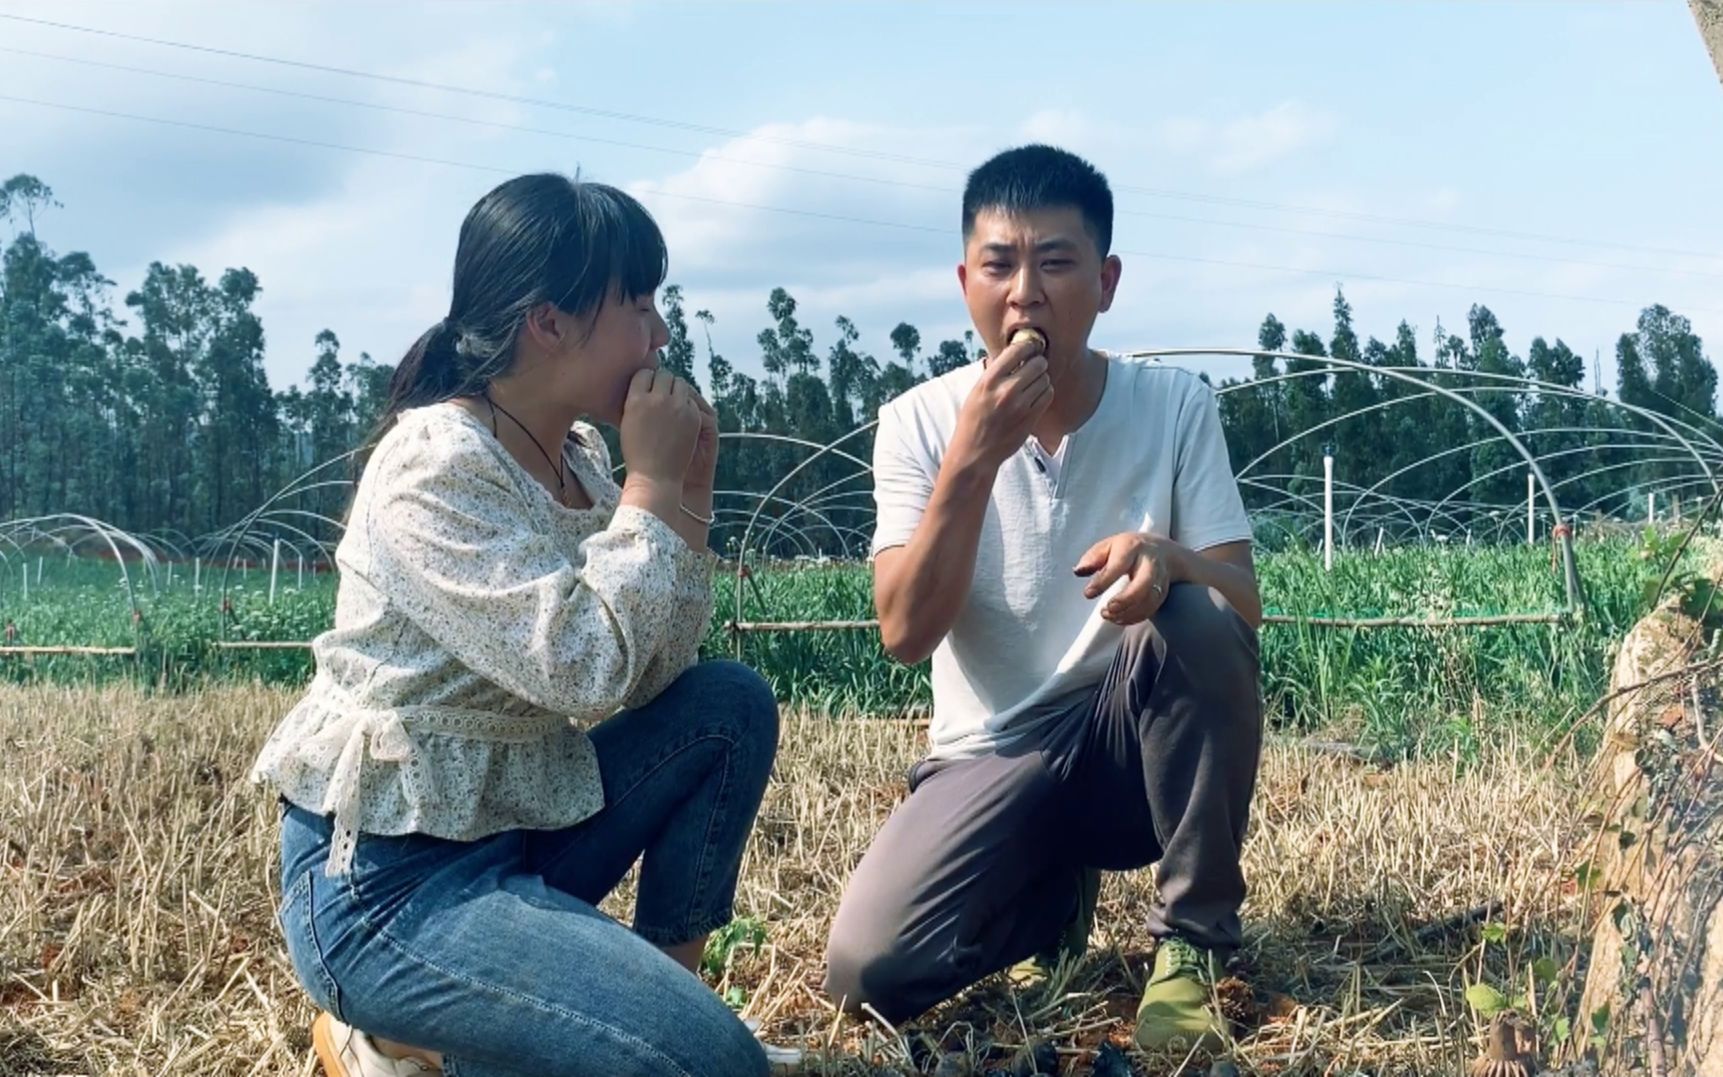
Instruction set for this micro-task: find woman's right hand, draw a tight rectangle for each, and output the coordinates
[619,369,702,488]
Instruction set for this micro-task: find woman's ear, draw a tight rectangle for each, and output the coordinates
[520,301,566,353]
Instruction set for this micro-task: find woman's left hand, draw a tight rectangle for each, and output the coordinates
[684,389,720,496]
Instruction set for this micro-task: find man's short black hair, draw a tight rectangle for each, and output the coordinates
[962,144,1114,255]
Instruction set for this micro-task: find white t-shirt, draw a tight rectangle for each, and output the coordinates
[871,352,1252,759]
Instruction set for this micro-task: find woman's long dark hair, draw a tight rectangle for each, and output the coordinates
[361,173,668,462]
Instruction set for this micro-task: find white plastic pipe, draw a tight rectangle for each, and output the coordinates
[1527,471,1535,545]
[1323,451,1334,572]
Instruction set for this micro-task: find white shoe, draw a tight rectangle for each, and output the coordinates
[743,1017,805,1068]
[312,1012,438,1076]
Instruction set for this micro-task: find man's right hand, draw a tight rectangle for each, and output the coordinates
[951,335,1054,471]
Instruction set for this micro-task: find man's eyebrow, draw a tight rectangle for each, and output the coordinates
[977,238,1080,256]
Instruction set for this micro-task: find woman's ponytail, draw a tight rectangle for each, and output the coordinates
[352,318,463,477]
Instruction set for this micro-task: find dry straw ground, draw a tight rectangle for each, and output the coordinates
[2,682,1596,1076]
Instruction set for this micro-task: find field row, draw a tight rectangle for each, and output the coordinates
[0,539,1676,755]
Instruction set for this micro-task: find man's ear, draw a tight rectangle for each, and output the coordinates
[1098,254,1122,313]
[956,261,969,298]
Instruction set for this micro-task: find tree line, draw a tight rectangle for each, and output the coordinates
[2,174,1712,555]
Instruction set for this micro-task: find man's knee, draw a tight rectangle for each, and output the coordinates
[1144,583,1257,669]
[1116,584,1261,736]
[823,921,909,1017]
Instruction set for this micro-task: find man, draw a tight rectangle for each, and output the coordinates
[823,144,1263,1052]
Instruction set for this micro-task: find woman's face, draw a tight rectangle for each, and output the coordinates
[562,288,670,425]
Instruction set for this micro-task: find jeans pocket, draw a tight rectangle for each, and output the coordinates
[279,868,345,1021]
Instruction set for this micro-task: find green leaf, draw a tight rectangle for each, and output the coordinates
[1532,957,1561,985]
[1573,861,1600,889]
[1481,922,1509,945]
[1553,1016,1572,1045]
[1466,983,1508,1016]
[701,916,769,978]
[723,985,748,1009]
[1591,1004,1611,1035]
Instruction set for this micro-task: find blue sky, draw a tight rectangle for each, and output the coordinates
[2,0,1720,395]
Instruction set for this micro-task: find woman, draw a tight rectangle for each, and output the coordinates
[250,173,778,1077]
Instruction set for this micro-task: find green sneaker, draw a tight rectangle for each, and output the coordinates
[1134,936,1229,1052]
[1007,865,1100,986]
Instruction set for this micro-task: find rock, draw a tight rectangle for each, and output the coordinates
[933,1053,974,1077]
[1092,1042,1135,1077]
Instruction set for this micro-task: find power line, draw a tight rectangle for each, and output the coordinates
[0,46,954,196]
[4,92,1717,319]
[0,12,950,169]
[0,93,947,235]
[8,45,1723,285]
[5,11,1721,265]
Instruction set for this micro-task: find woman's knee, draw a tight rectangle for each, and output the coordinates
[687,660,780,752]
[678,991,771,1077]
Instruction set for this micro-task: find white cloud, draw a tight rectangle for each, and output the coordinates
[1425,188,1463,214]
[626,117,975,277]
[1150,100,1340,176]
[0,0,609,387]
[1209,101,1339,174]
[1017,108,1141,160]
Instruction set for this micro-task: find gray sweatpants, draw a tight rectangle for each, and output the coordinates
[823,583,1263,1022]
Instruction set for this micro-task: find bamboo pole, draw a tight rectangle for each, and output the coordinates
[725,611,1570,634]
[210,640,313,650]
[0,645,137,656]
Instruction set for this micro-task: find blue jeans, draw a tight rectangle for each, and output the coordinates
[275,661,779,1077]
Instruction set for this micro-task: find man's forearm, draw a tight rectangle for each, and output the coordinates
[875,456,995,664]
[1170,542,1263,629]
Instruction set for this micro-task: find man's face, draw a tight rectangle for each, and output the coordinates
[958,205,1121,366]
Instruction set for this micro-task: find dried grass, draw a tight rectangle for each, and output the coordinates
[1,683,1594,1076]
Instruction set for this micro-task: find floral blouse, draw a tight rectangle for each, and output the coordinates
[249,402,714,875]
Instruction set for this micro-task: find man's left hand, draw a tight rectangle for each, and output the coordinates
[1073,531,1185,626]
